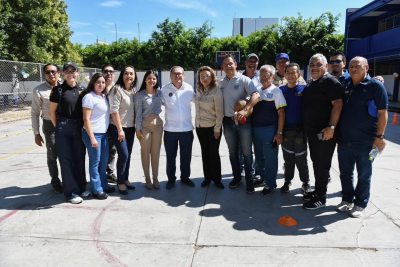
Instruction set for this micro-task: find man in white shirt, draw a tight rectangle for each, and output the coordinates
[31,63,62,193]
[161,66,195,189]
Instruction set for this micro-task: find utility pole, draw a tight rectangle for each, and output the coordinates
[138,23,141,43]
[115,23,118,42]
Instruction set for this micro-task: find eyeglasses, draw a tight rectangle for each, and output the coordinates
[329,60,342,64]
[103,70,114,74]
[45,70,58,75]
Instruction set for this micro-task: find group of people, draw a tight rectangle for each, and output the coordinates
[31,51,388,218]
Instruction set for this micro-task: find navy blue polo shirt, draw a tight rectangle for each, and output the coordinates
[339,76,388,144]
[280,84,304,129]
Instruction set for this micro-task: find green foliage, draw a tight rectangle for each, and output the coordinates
[0,5,344,70]
[277,13,343,67]
[0,0,81,64]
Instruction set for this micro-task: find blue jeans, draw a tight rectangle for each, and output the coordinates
[55,117,86,198]
[108,124,135,184]
[164,131,193,181]
[82,130,109,194]
[222,117,253,183]
[338,142,373,208]
[253,125,278,188]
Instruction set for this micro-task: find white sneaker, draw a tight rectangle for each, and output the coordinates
[68,194,83,204]
[81,190,91,198]
[336,201,354,212]
[348,205,364,218]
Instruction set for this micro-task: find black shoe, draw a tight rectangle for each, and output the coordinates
[303,191,315,201]
[125,183,135,190]
[107,173,117,184]
[229,178,241,189]
[253,176,265,188]
[280,181,291,193]
[52,183,63,193]
[93,192,108,200]
[261,186,275,195]
[104,187,115,193]
[181,178,195,187]
[214,180,225,189]
[303,196,326,210]
[201,180,211,187]
[118,184,128,195]
[166,180,175,190]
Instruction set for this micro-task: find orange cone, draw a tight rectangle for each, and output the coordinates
[278,215,298,227]
[392,113,399,126]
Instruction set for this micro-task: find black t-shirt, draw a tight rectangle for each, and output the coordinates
[302,73,344,135]
[49,82,85,120]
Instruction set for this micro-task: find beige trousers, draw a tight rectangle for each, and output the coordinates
[139,114,163,180]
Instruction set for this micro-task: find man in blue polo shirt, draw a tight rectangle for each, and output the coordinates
[336,56,388,218]
[280,63,310,194]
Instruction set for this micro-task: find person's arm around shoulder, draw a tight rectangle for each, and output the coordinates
[31,86,44,146]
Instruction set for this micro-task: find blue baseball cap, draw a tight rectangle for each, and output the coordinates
[275,53,290,62]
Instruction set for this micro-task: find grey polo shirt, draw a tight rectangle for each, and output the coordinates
[219,73,257,117]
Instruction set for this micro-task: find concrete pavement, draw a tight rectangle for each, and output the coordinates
[0,112,400,267]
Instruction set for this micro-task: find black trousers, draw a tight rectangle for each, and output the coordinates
[282,128,309,183]
[196,127,222,182]
[307,134,336,198]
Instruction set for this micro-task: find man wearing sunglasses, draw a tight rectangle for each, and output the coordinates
[328,52,349,85]
[102,64,118,184]
[31,63,62,193]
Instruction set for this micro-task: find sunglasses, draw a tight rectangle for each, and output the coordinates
[103,70,114,74]
[45,70,58,75]
[329,60,342,64]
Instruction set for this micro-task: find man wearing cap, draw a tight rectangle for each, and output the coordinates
[242,53,263,186]
[274,53,306,87]
[49,63,87,204]
[328,52,349,85]
[302,53,344,210]
[220,54,260,194]
[336,56,388,218]
[31,63,62,193]
[243,53,261,88]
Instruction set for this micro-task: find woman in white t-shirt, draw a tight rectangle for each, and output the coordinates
[82,73,113,200]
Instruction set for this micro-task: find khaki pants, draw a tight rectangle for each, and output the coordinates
[139,114,163,180]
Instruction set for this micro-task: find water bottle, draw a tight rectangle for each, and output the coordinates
[368,147,380,161]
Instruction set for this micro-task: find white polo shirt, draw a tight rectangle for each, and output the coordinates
[161,81,194,132]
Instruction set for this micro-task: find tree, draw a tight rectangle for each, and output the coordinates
[276,13,343,66]
[0,0,81,64]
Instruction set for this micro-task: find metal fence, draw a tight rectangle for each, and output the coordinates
[0,59,101,120]
[0,59,225,122]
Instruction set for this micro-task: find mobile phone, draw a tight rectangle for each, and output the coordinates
[317,132,323,141]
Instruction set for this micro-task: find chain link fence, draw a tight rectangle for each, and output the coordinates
[0,59,101,122]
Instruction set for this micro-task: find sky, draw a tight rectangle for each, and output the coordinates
[65,0,374,46]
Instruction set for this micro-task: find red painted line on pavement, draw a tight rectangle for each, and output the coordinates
[92,200,127,267]
[0,209,20,223]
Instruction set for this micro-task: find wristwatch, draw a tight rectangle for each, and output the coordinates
[375,134,384,139]
[277,131,283,135]
[329,125,335,130]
